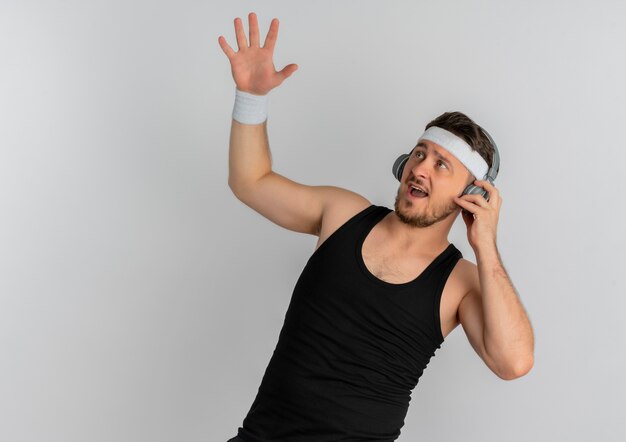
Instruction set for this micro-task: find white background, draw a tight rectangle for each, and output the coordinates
[1,1,624,441]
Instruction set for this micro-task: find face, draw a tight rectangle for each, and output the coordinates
[393,140,474,228]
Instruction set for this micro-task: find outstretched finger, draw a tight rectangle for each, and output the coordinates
[248,12,260,47]
[277,63,299,81]
[234,17,248,50]
[263,18,279,52]
[218,35,236,59]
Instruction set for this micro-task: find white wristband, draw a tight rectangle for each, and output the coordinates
[232,87,269,125]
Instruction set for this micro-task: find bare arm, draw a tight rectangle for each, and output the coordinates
[219,12,296,189]
[219,13,369,235]
[227,118,272,193]
[227,117,328,236]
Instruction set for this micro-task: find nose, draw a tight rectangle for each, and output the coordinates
[407,156,431,182]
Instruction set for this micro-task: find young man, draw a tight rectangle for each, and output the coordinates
[219,12,534,442]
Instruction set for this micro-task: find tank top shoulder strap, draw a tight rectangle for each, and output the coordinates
[430,243,463,344]
[310,203,386,260]
[438,243,463,267]
[429,243,463,282]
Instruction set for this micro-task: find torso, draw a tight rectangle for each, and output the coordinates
[314,199,476,340]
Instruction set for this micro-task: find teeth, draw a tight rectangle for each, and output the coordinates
[411,185,427,194]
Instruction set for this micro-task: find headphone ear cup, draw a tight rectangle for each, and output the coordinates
[392,154,410,181]
[462,184,490,201]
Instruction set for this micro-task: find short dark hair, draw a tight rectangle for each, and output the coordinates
[424,112,495,179]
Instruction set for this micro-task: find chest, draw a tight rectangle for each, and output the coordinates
[360,235,469,339]
[360,225,445,285]
[361,246,430,285]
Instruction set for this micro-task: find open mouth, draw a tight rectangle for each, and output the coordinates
[407,186,428,199]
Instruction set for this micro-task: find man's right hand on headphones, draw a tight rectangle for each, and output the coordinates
[218,12,298,96]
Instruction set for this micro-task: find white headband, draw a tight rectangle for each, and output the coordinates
[417,126,488,180]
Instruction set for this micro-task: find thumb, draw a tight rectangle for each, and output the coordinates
[277,63,298,81]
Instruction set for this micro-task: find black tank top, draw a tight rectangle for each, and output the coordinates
[237,204,463,442]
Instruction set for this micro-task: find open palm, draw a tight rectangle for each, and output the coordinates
[218,12,298,95]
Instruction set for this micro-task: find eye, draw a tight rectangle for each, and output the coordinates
[414,151,448,169]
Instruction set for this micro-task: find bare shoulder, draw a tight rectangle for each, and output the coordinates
[440,257,480,338]
[451,257,479,284]
[314,188,372,252]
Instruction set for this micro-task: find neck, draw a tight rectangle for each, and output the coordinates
[381,209,458,254]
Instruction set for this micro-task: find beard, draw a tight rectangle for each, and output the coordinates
[393,188,459,228]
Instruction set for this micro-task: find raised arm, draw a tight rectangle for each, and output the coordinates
[219,13,368,236]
